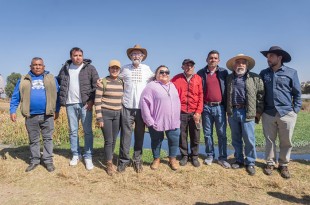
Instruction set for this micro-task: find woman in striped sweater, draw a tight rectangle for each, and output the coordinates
[95,60,124,176]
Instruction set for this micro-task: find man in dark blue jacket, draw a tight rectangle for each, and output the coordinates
[58,47,99,171]
[197,50,230,169]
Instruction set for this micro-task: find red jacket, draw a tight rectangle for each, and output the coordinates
[171,73,203,114]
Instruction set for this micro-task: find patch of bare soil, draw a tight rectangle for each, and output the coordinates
[0,147,309,205]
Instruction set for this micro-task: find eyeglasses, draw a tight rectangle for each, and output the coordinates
[159,70,170,75]
[130,53,144,57]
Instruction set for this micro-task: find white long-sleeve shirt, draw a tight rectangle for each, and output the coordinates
[119,63,154,109]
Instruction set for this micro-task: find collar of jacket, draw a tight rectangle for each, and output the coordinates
[64,59,92,69]
[204,65,221,73]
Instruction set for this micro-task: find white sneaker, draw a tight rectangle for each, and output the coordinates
[85,158,94,170]
[204,157,213,165]
[69,155,81,166]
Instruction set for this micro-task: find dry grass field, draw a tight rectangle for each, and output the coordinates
[0,147,309,205]
[0,99,310,204]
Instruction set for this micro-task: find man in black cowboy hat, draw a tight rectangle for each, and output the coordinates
[259,46,302,179]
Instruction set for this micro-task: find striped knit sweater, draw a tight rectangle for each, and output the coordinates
[95,77,124,122]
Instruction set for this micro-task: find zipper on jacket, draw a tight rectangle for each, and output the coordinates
[186,77,193,113]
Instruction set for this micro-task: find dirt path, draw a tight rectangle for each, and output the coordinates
[0,147,309,205]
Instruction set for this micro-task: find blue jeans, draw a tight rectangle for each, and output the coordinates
[202,104,227,160]
[148,127,180,159]
[66,103,93,159]
[228,108,256,166]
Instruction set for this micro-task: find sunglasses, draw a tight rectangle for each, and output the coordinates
[159,70,170,75]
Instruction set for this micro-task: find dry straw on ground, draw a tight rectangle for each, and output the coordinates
[1,100,310,204]
[0,148,309,205]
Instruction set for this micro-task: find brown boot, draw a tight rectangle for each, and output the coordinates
[150,158,160,170]
[106,161,115,176]
[278,166,291,179]
[169,157,179,171]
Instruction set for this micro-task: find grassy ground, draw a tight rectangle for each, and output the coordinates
[0,146,309,205]
[206,111,310,148]
[1,99,310,149]
[1,99,310,204]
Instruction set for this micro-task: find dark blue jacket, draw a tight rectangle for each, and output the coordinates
[57,59,99,106]
[197,66,228,110]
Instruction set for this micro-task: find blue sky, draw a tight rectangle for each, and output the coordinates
[1,0,310,83]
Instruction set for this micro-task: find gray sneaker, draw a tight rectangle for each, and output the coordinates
[218,160,231,169]
[204,156,213,165]
[179,156,188,166]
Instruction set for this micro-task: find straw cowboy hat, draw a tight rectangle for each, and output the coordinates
[126,44,148,61]
[226,54,255,71]
[260,46,291,63]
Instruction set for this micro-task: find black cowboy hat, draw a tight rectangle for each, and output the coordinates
[260,46,291,63]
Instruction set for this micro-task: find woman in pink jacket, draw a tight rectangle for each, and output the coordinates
[140,65,181,171]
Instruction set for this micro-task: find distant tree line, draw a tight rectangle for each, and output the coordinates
[0,74,4,95]
[301,81,310,94]
[5,72,22,98]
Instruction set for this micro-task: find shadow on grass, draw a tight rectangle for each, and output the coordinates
[195,201,249,205]
[0,146,120,171]
[267,192,310,204]
[293,159,310,166]
[0,146,30,163]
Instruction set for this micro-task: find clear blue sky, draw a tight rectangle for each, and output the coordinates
[1,0,309,83]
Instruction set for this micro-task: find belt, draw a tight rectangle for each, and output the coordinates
[181,111,194,115]
[232,104,246,109]
[205,101,222,106]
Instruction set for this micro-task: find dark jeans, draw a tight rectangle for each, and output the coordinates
[101,109,121,161]
[179,113,200,159]
[119,107,145,164]
[25,114,54,164]
[149,126,180,159]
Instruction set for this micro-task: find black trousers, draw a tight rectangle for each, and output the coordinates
[101,109,121,161]
[179,113,200,159]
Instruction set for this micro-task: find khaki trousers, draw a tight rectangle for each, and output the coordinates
[262,111,297,166]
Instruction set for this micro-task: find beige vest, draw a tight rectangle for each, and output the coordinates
[19,73,57,117]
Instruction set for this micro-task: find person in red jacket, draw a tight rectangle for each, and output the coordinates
[171,59,203,167]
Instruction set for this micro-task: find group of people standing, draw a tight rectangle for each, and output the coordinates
[9,45,301,179]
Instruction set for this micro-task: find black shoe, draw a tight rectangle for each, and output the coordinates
[246,165,256,176]
[25,163,39,172]
[117,162,130,173]
[179,156,188,166]
[191,158,200,167]
[231,161,244,169]
[133,160,143,173]
[45,163,55,172]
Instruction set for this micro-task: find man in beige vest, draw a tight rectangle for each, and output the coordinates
[10,57,60,172]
